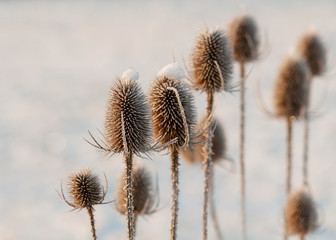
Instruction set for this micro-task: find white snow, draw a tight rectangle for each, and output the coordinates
[157,62,186,80]
[121,68,139,81]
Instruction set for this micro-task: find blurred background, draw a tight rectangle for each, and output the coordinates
[1,0,335,239]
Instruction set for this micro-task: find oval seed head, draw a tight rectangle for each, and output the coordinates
[191,28,233,93]
[105,73,151,155]
[274,57,309,119]
[68,169,104,209]
[149,76,197,150]
[115,165,156,216]
[228,15,259,63]
[285,189,318,236]
[297,31,326,76]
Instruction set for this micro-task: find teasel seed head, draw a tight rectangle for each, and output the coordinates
[285,189,318,236]
[105,70,151,155]
[191,28,233,93]
[149,73,197,150]
[297,31,326,76]
[274,57,309,119]
[68,169,105,210]
[115,164,157,216]
[228,15,259,63]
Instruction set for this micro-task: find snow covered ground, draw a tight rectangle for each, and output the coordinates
[0,0,335,239]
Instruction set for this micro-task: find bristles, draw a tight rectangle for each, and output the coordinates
[191,28,233,93]
[105,76,151,155]
[297,32,326,76]
[68,169,104,209]
[149,76,196,150]
[285,189,318,236]
[274,57,309,119]
[228,15,259,63]
[115,165,156,216]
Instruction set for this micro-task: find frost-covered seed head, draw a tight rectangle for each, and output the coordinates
[285,189,318,236]
[105,76,151,155]
[297,32,326,76]
[274,57,309,119]
[149,76,196,150]
[228,15,259,63]
[191,28,233,93]
[115,165,155,216]
[68,169,103,209]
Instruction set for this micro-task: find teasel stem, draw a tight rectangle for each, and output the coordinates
[125,153,135,240]
[170,147,179,240]
[203,91,214,240]
[303,76,312,187]
[209,165,224,240]
[300,234,305,240]
[239,61,247,240]
[87,207,97,240]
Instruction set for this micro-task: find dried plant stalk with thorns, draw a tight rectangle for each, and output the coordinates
[274,57,309,240]
[149,64,196,240]
[57,169,108,240]
[228,15,259,240]
[191,28,232,240]
[297,31,326,187]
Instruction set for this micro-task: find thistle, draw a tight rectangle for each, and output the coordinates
[297,31,326,187]
[149,63,197,240]
[115,164,158,236]
[191,28,233,240]
[228,15,259,240]
[57,169,108,240]
[274,57,309,240]
[285,189,318,240]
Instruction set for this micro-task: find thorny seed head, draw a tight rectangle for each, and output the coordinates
[285,189,318,236]
[115,165,157,216]
[182,118,226,164]
[68,169,104,209]
[297,31,326,76]
[191,28,233,93]
[228,15,259,63]
[105,75,151,155]
[274,57,309,119]
[149,76,197,150]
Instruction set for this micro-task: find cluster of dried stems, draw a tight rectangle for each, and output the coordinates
[57,14,327,240]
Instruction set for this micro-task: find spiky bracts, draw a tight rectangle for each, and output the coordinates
[149,76,197,150]
[115,165,157,216]
[274,57,309,119]
[104,76,151,155]
[191,28,233,93]
[298,32,326,76]
[285,189,318,238]
[228,15,259,63]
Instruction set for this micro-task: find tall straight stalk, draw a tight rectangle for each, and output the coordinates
[170,148,179,240]
[87,207,97,240]
[125,153,135,240]
[303,77,312,186]
[203,91,214,240]
[239,61,247,240]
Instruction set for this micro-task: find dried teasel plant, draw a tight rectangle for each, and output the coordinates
[191,27,233,240]
[297,31,326,187]
[274,57,309,240]
[228,15,260,240]
[57,169,109,240]
[148,63,197,240]
[284,188,318,240]
[86,69,152,240]
[115,164,159,236]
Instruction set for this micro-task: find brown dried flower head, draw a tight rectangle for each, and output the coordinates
[68,169,104,209]
[285,189,318,236]
[115,165,157,216]
[297,31,326,76]
[274,57,309,119]
[228,15,259,63]
[105,73,151,155]
[149,76,196,150]
[191,28,233,93]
